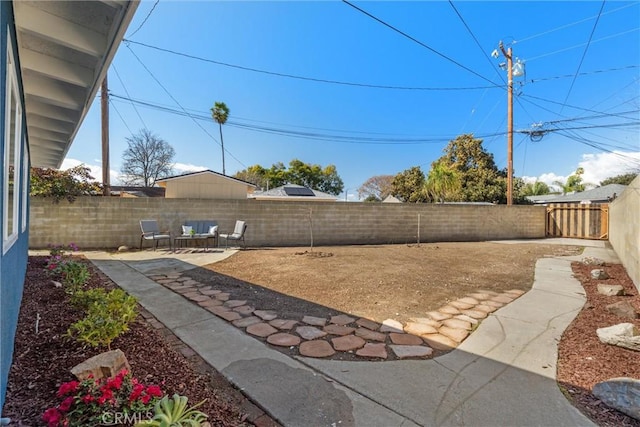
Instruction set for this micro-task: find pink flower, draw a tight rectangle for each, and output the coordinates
[82,394,94,404]
[59,396,74,412]
[146,385,163,398]
[42,407,62,427]
[129,383,145,402]
[57,381,79,397]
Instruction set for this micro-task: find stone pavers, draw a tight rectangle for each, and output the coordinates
[146,272,526,361]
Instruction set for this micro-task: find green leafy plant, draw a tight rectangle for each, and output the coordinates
[60,260,90,294]
[31,165,102,203]
[67,289,138,349]
[70,288,108,309]
[45,243,79,276]
[136,394,208,427]
[42,369,163,427]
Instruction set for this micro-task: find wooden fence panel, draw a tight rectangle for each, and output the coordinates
[546,203,609,239]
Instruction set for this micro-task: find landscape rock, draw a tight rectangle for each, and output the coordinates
[117,245,129,252]
[355,318,380,330]
[439,326,470,343]
[380,319,404,333]
[597,284,625,296]
[356,343,388,359]
[421,334,458,350]
[404,322,438,336]
[266,333,301,347]
[592,377,640,420]
[302,315,327,326]
[410,317,442,328]
[442,318,472,331]
[330,314,356,325]
[389,345,433,359]
[354,327,386,342]
[246,323,278,338]
[296,326,327,340]
[606,301,639,319]
[299,340,335,358]
[596,323,640,351]
[71,349,130,381]
[269,319,299,330]
[232,316,262,328]
[438,305,461,315]
[582,256,605,266]
[323,324,355,336]
[331,335,366,351]
[389,333,423,345]
[254,310,278,321]
[591,269,610,280]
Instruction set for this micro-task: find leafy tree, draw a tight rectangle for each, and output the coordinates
[425,160,461,203]
[437,134,507,203]
[234,159,344,195]
[357,175,394,202]
[31,165,102,203]
[120,129,174,187]
[211,101,230,175]
[553,167,591,194]
[600,172,638,186]
[391,166,428,202]
[520,180,551,196]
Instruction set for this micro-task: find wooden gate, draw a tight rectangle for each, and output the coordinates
[546,203,609,239]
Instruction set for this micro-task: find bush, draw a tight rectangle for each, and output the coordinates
[42,369,163,427]
[60,261,90,294]
[67,289,138,349]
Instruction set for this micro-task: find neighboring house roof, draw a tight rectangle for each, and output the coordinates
[532,184,627,204]
[156,170,257,188]
[250,184,339,201]
[14,1,139,168]
[382,195,402,203]
[110,186,166,198]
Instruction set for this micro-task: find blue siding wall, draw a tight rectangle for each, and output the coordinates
[0,0,30,412]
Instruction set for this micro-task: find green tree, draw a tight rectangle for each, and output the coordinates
[234,159,344,195]
[31,165,102,203]
[600,172,638,186]
[120,129,174,187]
[357,175,394,202]
[425,160,461,203]
[553,167,591,194]
[391,166,428,202]
[437,134,507,203]
[520,180,551,196]
[211,101,230,175]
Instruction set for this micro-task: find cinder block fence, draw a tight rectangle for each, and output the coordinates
[29,197,546,249]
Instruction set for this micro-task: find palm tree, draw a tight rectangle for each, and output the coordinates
[553,167,590,194]
[211,101,230,175]
[521,180,550,196]
[425,161,461,203]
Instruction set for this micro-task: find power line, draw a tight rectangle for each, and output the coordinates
[448,1,506,85]
[528,65,640,83]
[559,0,606,114]
[341,0,501,87]
[127,0,160,38]
[109,99,134,136]
[520,94,636,119]
[526,27,638,62]
[111,65,148,130]
[123,39,499,92]
[123,43,247,170]
[514,1,637,45]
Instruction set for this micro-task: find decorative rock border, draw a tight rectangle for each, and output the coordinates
[148,272,524,360]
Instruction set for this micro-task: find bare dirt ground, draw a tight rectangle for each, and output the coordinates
[198,242,582,324]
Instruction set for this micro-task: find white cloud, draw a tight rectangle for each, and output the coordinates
[173,163,208,174]
[60,158,122,185]
[524,151,640,189]
[577,151,640,185]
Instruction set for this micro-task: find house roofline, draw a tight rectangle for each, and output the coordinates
[156,169,257,187]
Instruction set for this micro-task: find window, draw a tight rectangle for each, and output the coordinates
[22,142,28,232]
[3,32,22,252]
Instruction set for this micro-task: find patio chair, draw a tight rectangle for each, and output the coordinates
[139,219,172,251]
[219,220,248,249]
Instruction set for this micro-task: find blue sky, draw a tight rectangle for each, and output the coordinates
[64,1,640,199]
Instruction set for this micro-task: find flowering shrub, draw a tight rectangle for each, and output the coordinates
[42,370,164,427]
[45,243,79,277]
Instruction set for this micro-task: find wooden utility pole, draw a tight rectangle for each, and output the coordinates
[101,76,110,196]
[499,42,513,206]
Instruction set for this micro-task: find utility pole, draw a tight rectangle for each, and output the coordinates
[101,75,111,196]
[499,41,513,206]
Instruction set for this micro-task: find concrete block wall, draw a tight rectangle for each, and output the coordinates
[30,197,546,249]
[609,176,640,291]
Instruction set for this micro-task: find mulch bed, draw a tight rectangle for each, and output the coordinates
[2,256,256,426]
[557,261,640,427]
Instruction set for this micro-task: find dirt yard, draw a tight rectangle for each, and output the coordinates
[194,242,582,324]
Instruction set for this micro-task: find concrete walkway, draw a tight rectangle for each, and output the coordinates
[85,239,616,426]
